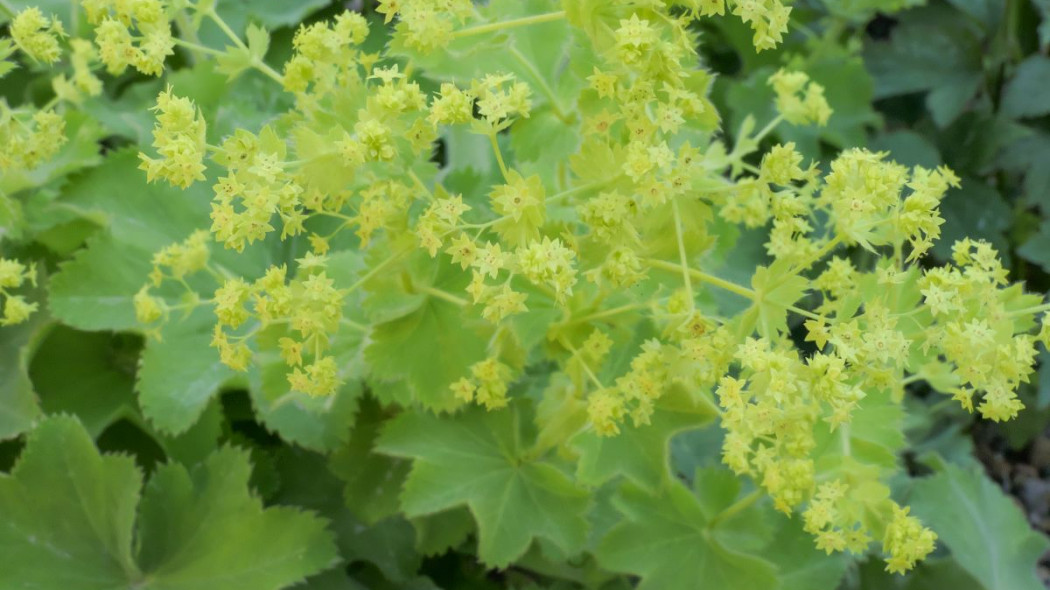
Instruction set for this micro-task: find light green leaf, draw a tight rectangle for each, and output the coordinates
[246,23,271,60]
[366,299,489,412]
[137,308,235,435]
[909,464,1050,590]
[216,46,254,79]
[376,404,590,568]
[595,480,778,590]
[743,262,808,339]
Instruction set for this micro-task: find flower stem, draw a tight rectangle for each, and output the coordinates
[452,11,566,39]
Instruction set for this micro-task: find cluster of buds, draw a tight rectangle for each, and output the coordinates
[0,258,38,326]
[86,0,174,76]
[139,88,207,189]
[213,262,346,396]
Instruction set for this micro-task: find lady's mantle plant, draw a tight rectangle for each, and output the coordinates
[2,0,1049,588]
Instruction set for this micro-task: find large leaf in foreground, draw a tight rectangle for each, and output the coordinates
[0,416,337,590]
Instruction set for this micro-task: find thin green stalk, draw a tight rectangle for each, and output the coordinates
[671,198,695,308]
[416,285,468,307]
[488,132,510,181]
[452,11,566,39]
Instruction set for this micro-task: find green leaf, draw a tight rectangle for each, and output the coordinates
[1002,56,1050,120]
[0,286,45,440]
[909,464,1050,590]
[945,0,1004,30]
[933,179,1011,261]
[1035,0,1050,50]
[329,397,411,524]
[0,416,338,590]
[48,150,213,331]
[136,446,338,589]
[1019,220,1050,272]
[863,5,983,127]
[376,404,590,568]
[366,298,489,412]
[743,262,808,339]
[869,130,942,169]
[411,508,475,557]
[31,326,138,437]
[272,446,423,583]
[997,132,1050,209]
[572,389,715,490]
[0,415,140,588]
[764,516,849,590]
[137,308,235,435]
[595,480,778,590]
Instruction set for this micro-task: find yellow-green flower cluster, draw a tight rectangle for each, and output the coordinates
[718,338,871,512]
[882,504,938,574]
[451,357,514,409]
[86,0,173,76]
[0,105,67,172]
[213,262,346,396]
[802,479,936,572]
[769,69,832,126]
[376,0,473,53]
[134,230,211,329]
[210,128,305,251]
[11,7,64,64]
[489,172,545,247]
[52,39,104,103]
[283,11,370,96]
[917,239,1039,421]
[470,74,533,131]
[802,480,874,556]
[148,229,210,286]
[516,237,578,303]
[139,88,207,189]
[0,258,37,326]
[416,192,470,257]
